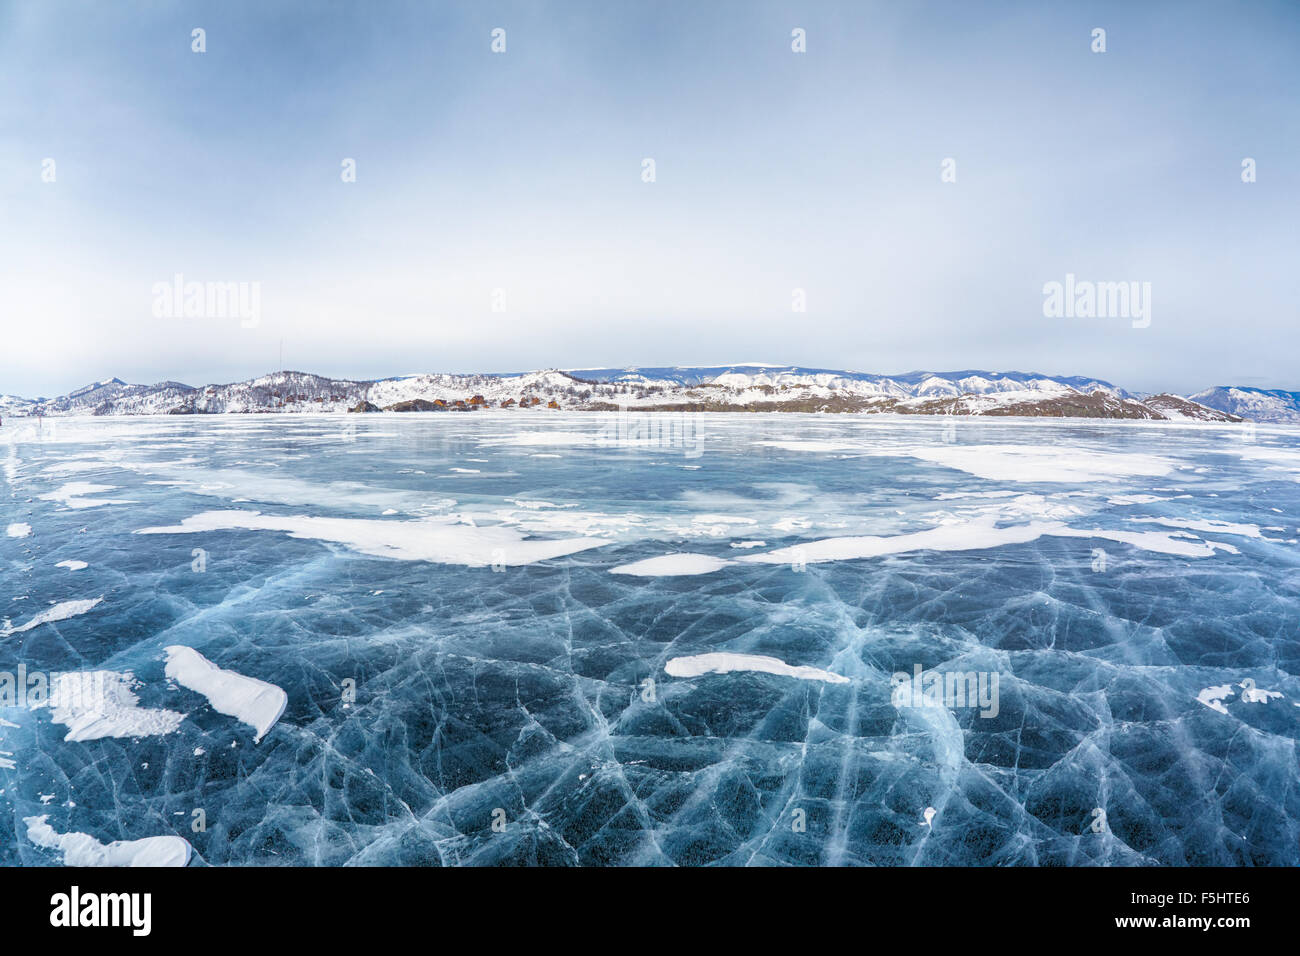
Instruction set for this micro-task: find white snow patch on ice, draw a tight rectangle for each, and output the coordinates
[900,445,1176,483]
[756,442,1175,482]
[31,671,186,741]
[1129,516,1261,538]
[479,431,599,447]
[135,510,609,567]
[691,514,758,525]
[164,646,287,742]
[665,652,848,684]
[1196,685,1234,715]
[739,519,1060,564]
[738,518,1221,565]
[2,598,103,635]
[1234,446,1300,468]
[1239,681,1284,704]
[757,440,859,453]
[934,491,1021,501]
[24,815,192,867]
[38,481,133,509]
[1063,527,1219,557]
[610,553,732,576]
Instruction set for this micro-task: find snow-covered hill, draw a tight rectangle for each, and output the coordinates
[0,366,1254,422]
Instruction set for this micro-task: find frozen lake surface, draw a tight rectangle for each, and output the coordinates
[2,412,1298,865]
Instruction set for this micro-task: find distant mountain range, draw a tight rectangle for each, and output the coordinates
[1,364,1291,422]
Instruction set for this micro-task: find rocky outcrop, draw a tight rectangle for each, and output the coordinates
[383,399,441,412]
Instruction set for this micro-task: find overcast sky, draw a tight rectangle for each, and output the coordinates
[2,0,1297,397]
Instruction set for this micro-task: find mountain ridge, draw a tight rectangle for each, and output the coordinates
[0,365,1273,422]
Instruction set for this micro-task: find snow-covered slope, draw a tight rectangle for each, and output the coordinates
[1142,393,1246,422]
[1189,386,1300,424]
[565,365,1130,398]
[0,393,38,415]
[0,366,1254,421]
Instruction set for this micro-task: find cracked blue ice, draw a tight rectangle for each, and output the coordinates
[1,414,1298,865]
